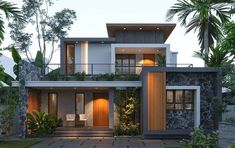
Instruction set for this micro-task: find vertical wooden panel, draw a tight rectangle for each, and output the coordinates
[144,54,155,66]
[93,93,109,127]
[147,72,166,130]
[27,92,40,113]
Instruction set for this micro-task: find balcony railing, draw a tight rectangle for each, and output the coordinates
[40,63,193,81]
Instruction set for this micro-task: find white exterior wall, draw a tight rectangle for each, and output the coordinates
[88,43,111,74]
[74,43,177,74]
[169,52,178,67]
[75,43,82,72]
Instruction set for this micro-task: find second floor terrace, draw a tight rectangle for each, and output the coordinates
[41,62,193,81]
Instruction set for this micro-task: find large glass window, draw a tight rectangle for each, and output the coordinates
[116,54,136,74]
[66,44,75,74]
[166,90,194,111]
[48,93,58,118]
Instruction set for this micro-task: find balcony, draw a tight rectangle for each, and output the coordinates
[40,63,193,81]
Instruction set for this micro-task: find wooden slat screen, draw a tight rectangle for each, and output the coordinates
[147,72,166,131]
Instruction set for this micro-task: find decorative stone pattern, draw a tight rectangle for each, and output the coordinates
[166,72,219,130]
[18,60,41,138]
[166,111,194,130]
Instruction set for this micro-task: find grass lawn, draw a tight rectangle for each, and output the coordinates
[0,140,40,148]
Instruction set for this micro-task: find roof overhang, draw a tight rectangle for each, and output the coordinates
[12,81,142,88]
[106,23,176,42]
[61,37,116,43]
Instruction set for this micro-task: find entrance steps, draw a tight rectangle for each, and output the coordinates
[53,127,113,137]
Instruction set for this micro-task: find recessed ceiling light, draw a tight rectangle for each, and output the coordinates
[139,27,143,30]
[123,27,126,30]
[156,27,160,30]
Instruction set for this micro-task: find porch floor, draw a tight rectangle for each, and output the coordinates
[53,127,113,137]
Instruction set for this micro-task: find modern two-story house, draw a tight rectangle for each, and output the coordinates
[13,23,221,138]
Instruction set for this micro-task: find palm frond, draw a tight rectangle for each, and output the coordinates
[0,1,22,19]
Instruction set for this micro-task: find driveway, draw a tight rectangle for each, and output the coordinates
[31,137,183,148]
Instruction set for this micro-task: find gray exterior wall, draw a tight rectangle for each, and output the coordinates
[40,89,116,127]
[115,30,164,43]
[74,43,111,74]
[88,43,111,74]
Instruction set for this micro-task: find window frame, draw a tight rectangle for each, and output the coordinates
[166,90,194,111]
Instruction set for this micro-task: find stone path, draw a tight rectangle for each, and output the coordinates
[31,137,183,148]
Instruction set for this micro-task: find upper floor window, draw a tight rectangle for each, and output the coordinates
[66,44,75,74]
[166,90,194,111]
[116,54,136,74]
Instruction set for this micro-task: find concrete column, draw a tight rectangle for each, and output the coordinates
[110,44,115,74]
[81,41,88,74]
[109,89,114,128]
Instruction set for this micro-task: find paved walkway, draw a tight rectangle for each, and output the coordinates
[31,137,183,148]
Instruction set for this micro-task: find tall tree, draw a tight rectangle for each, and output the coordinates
[8,0,77,66]
[166,0,233,66]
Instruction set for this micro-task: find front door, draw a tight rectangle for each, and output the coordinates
[93,93,109,127]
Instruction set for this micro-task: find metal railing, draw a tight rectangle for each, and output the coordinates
[43,63,193,76]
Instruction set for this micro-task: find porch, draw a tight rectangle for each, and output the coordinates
[28,87,116,129]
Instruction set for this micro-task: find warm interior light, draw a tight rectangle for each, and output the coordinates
[123,27,126,30]
[156,27,160,30]
[139,27,143,30]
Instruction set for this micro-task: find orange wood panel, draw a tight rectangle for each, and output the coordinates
[144,54,155,66]
[93,93,109,127]
[27,92,40,113]
[147,72,166,131]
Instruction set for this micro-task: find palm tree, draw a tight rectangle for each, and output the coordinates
[166,0,232,66]
[0,0,23,44]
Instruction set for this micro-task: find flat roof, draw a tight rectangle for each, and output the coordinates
[62,37,116,43]
[106,23,176,42]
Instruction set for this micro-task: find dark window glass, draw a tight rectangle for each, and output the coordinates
[166,90,194,111]
[115,54,136,74]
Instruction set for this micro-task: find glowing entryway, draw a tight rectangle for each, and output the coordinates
[93,93,109,127]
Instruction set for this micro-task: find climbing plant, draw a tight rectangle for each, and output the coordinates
[114,88,140,135]
[0,87,19,136]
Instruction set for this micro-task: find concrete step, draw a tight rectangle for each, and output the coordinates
[53,127,113,137]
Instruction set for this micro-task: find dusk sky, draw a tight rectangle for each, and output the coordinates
[2,0,235,67]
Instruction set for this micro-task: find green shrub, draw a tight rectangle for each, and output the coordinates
[26,111,58,136]
[73,71,86,81]
[183,128,219,148]
[114,122,140,136]
[93,73,116,81]
[46,70,60,81]
[229,142,235,148]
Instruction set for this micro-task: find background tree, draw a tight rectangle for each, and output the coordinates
[166,0,233,66]
[8,0,77,66]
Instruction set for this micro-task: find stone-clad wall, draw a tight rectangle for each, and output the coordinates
[18,60,41,138]
[166,72,219,130]
[166,111,194,130]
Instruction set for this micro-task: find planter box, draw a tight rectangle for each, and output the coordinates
[219,122,235,148]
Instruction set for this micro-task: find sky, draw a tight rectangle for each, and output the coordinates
[2,0,234,67]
